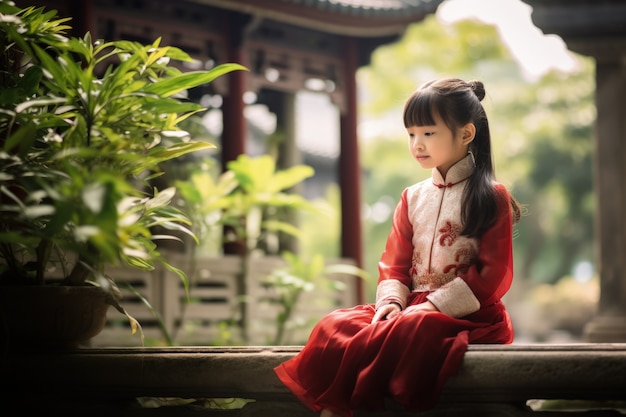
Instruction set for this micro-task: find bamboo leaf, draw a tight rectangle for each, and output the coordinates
[15,97,66,113]
[144,64,248,97]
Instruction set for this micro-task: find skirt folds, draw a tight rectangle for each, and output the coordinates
[274,292,513,417]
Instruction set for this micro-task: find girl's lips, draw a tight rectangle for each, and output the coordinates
[415,155,429,160]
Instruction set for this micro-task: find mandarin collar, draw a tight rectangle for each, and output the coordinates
[432,153,474,188]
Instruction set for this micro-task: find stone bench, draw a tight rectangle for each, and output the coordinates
[4,344,626,416]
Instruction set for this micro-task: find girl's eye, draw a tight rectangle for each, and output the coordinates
[425,131,435,137]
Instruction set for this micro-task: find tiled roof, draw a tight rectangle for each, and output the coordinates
[284,0,440,17]
[191,0,443,36]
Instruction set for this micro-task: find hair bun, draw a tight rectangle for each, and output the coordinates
[469,80,485,101]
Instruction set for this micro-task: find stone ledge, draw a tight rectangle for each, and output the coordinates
[3,344,626,416]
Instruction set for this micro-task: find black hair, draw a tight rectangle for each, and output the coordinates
[403,78,520,238]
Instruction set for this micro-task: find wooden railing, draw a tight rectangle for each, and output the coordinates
[91,254,358,347]
[4,344,626,416]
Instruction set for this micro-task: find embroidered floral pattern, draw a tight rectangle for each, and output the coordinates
[439,221,460,246]
[411,236,476,290]
[443,247,473,276]
[410,251,422,277]
[413,271,455,289]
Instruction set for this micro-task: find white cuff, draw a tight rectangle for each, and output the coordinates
[375,279,410,310]
[426,277,480,318]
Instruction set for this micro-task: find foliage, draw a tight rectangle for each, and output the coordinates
[222,154,319,253]
[262,251,370,345]
[0,3,245,337]
[504,64,595,283]
[175,164,239,255]
[178,154,320,255]
[298,183,342,259]
[359,17,513,115]
[177,154,322,343]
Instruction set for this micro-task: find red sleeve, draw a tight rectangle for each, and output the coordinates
[460,183,514,306]
[377,189,413,289]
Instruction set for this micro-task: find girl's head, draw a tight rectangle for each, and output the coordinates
[403,78,518,237]
[403,78,492,176]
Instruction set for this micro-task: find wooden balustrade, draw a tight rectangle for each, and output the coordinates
[92,254,358,347]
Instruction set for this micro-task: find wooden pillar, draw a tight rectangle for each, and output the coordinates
[339,36,364,304]
[583,53,626,342]
[221,63,246,173]
[277,92,300,255]
[221,11,248,173]
[221,11,248,256]
[72,0,94,38]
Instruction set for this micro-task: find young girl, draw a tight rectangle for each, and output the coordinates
[274,78,521,417]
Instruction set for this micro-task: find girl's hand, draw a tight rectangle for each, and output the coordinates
[371,303,401,323]
[404,301,438,313]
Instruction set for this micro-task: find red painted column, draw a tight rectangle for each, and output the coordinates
[221,12,247,256]
[73,0,94,37]
[339,36,364,304]
[221,12,247,173]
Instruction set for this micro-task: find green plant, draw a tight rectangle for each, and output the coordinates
[177,154,320,342]
[262,251,370,345]
[0,3,246,337]
[224,154,317,251]
[177,154,371,345]
[175,164,239,256]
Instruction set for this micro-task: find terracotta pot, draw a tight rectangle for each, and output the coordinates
[0,285,110,350]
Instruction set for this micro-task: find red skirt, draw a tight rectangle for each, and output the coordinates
[274,292,513,417]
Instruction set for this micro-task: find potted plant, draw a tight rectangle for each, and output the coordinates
[0,3,245,348]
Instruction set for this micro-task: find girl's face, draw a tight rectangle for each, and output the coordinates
[406,113,475,178]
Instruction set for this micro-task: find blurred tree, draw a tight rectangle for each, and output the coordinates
[357,14,595,299]
[504,66,595,284]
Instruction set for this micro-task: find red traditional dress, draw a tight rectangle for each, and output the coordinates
[274,154,515,417]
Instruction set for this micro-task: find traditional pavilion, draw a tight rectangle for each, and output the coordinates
[15,0,626,341]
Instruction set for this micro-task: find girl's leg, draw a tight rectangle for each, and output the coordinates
[320,409,342,417]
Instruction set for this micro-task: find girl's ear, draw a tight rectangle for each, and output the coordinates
[461,123,476,145]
